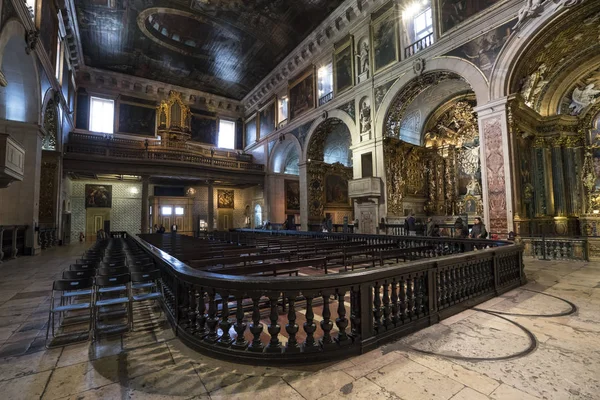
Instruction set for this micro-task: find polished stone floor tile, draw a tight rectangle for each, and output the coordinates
[0,246,599,399]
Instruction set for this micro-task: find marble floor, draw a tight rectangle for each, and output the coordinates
[0,244,598,400]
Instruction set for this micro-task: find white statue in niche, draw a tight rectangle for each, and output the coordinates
[356,39,370,81]
[570,84,600,114]
[359,98,371,134]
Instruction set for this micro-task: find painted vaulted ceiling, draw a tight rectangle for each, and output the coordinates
[73,0,345,100]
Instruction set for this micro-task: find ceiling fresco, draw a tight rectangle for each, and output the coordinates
[73,0,345,100]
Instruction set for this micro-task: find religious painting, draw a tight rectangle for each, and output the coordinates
[285,180,300,211]
[439,0,503,34]
[444,19,515,79]
[191,115,217,145]
[334,35,355,95]
[245,115,257,147]
[288,66,316,121]
[118,102,156,136]
[325,174,349,205]
[591,113,600,189]
[217,190,234,209]
[259,98,276,139]
[370,3,399,74]
[85,184,112,208]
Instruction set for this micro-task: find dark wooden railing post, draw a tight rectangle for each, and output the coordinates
[248,294,264,352]
[320,292,335,349]
[266,292,282,353]
[205,289,219,343]
[232,295,247,349]
[335,289,350,345]
[303,294,320,352]
[11,226,18,258]
[285,294,301,353]
[218,291,233,346]
[359,282,376,352]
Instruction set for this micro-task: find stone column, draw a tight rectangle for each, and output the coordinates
[207,181,214,231]
[11,226,18,259]
[299,162,308,231]
[551,139,566,216]
[475,99,515,236]
[141,175,149,234]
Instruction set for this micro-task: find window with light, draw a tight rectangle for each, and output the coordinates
[161,206,172,215]
[414,8,433,41]
[89,97,115,134]
[218,119,236,149]
[279,97,289,122]
[317,63,333,99]
[55,38,64,84]
[175,207,184,215]
[25,0,36,21]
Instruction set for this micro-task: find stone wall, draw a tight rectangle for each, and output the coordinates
[69,179,142,242]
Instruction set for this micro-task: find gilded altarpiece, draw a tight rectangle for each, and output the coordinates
[508,98,585,237]
[384,97,483,219]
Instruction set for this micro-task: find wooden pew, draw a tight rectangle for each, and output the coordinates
[190,251,292,269]
[206,257,328,276]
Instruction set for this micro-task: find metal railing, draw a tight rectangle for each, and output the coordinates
[404,32,434,58]
[131,229,524,364]
[318,92,334,107]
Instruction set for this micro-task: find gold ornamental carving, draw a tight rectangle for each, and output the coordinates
[157,91,192,143]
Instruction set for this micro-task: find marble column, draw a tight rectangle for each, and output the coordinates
[475,99,515,235]
[141,175,149,234]
[207,181,214,231]
[551,140,566,216]
[299,162,308,231]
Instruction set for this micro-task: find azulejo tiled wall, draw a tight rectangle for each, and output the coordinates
[69,180,142,242]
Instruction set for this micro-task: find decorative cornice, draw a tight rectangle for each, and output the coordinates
[77,67,244,116]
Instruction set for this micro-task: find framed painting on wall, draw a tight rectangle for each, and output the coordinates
[245,114,257,147]
[217,190,235,209]
[370,2,399,74]
[288,66,316,121]
[334,35,355,95]
[117,102,156,136]
[285,180,300,211]
[439,0,502,34]
[325,174,349,205]
[85,184,112,208]
[259,98,276,139]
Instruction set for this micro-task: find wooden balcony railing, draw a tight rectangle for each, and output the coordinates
[131,229,524,364]
[66,133,264,172]
[404,32,434,58]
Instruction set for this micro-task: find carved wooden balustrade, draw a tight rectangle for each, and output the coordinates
[131,230,524,364]
[66,132,263,172]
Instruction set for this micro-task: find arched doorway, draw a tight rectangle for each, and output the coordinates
[254,204,262,228]
[382,71,482,233]
[305,118,353,230]
[268,136,301,228]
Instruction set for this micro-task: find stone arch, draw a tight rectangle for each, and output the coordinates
[375,57,489,139]
[306,118,353,166]
[489,5,579,100]
[0,19,40,124]
[268,134,302,174]
[302,109,357,162]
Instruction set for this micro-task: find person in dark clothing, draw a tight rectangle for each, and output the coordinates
[454,217,467,238]
[469,217,488,239]
[158,225,166,234]
[407,213,417,236]
[326,216,333,233]
[426,217,440,237]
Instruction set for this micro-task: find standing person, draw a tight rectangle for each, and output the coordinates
[407,212,417,236]
[153,224,158,233]
[469,217,488,239]
[326,215,333,233]
[158,225,165,234]
[454,217,467,238]
[426,217,437,237]
[171,223,178,233]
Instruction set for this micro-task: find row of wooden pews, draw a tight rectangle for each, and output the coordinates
[141,232,435,277]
